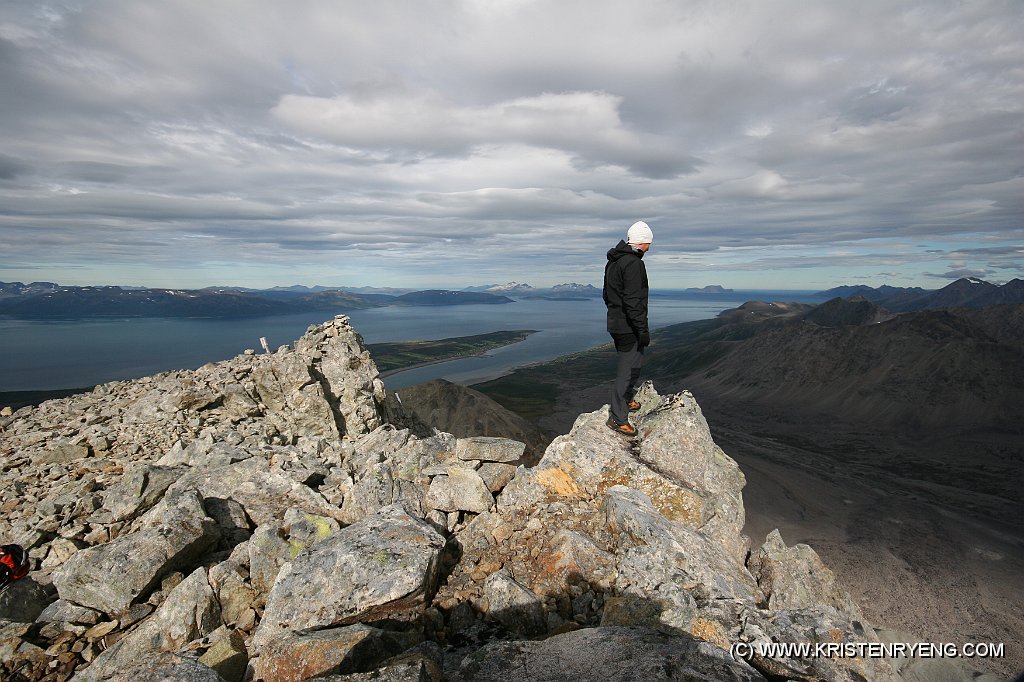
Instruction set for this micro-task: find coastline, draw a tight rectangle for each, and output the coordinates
[0,387,96,412]
[378,349,508,380]
[0,330,540,412]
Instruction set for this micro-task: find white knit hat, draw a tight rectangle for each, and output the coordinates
[627,220,653,245]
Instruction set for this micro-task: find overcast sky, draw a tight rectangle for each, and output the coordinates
[1,1,1021,290]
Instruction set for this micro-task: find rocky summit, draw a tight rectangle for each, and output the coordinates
[1,316,897,681]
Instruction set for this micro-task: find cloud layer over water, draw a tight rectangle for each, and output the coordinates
[1,1,1021,288]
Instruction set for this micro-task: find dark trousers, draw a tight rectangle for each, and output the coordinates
[610,334,644,424]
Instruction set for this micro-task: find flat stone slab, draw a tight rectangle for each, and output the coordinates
[426,467,494,513]
[455,436,526,463]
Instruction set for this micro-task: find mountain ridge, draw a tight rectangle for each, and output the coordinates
[0,315,930,681]
[815,277,1024,311]
[461,282,603,299]
[468,297,1023,678]
[645,298,1024,433]
[0,283,512,319]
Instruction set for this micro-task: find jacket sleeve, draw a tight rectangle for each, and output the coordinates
[621,258,648,334]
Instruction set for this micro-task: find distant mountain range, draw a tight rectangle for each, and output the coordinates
[462,282,602,299]
[685,285,734,294]
[0,282,512,319]
[5,277,1021,320]
[815,277,1024,311]
[0,281,62,299]
[389,290,512,306]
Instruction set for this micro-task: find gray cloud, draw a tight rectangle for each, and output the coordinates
[272,90,702,179]
[925,269,998,280]
[0,153,28,179]
[0,0,1021,289]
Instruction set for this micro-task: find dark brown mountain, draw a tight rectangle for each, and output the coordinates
[660,302,1024,432]
[395,379,549,460]
[799,296,894,327]
[971,278,1024,306]
[914,277,999,310]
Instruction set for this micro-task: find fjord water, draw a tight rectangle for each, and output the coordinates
[0,291,821,392]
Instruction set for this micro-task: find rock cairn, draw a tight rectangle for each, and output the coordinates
[0,316,895,681]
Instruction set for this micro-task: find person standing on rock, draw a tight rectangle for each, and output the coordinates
[603,220,653,436]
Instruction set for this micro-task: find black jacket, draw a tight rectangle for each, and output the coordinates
[603,240,649,337]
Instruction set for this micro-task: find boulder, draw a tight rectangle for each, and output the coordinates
[166,458,345,526]
[35,599,102,626]
[540,529,616,593]
[455,436,526,463]
[347,425,416,473]
[197,629,248,682]
[0,576,53,623]
[294,315,389,437]
[481,569,545,636]
[339,428,451,523]
[284,507,341,549]
[208,560,256,628]
[78,568,222,681]
[340,462,402,524]
[453,626,763,681]
[602,485,755,630]
[248,508,341,603]
[635,387,749,559]
[319,653,439,682]
[749,528,864,619]
[248,524,293,601]
[426,467,494,513]
[103,653,225,682]
[476,462,517,493]
[39,537,83,569]
[254,505,446,645]
[218,382,262,420]
[31,441,91,466]
[253,624,421,682]
[53,489,220,614]
[736,606,898,682]
[252,349,341,440]
[534,408,714,531]
[89,464,183,525]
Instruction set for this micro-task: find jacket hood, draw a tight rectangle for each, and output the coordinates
[607,239,643,262]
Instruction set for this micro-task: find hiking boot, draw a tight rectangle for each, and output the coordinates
[606,418,637,437]
[628,400,641,412]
